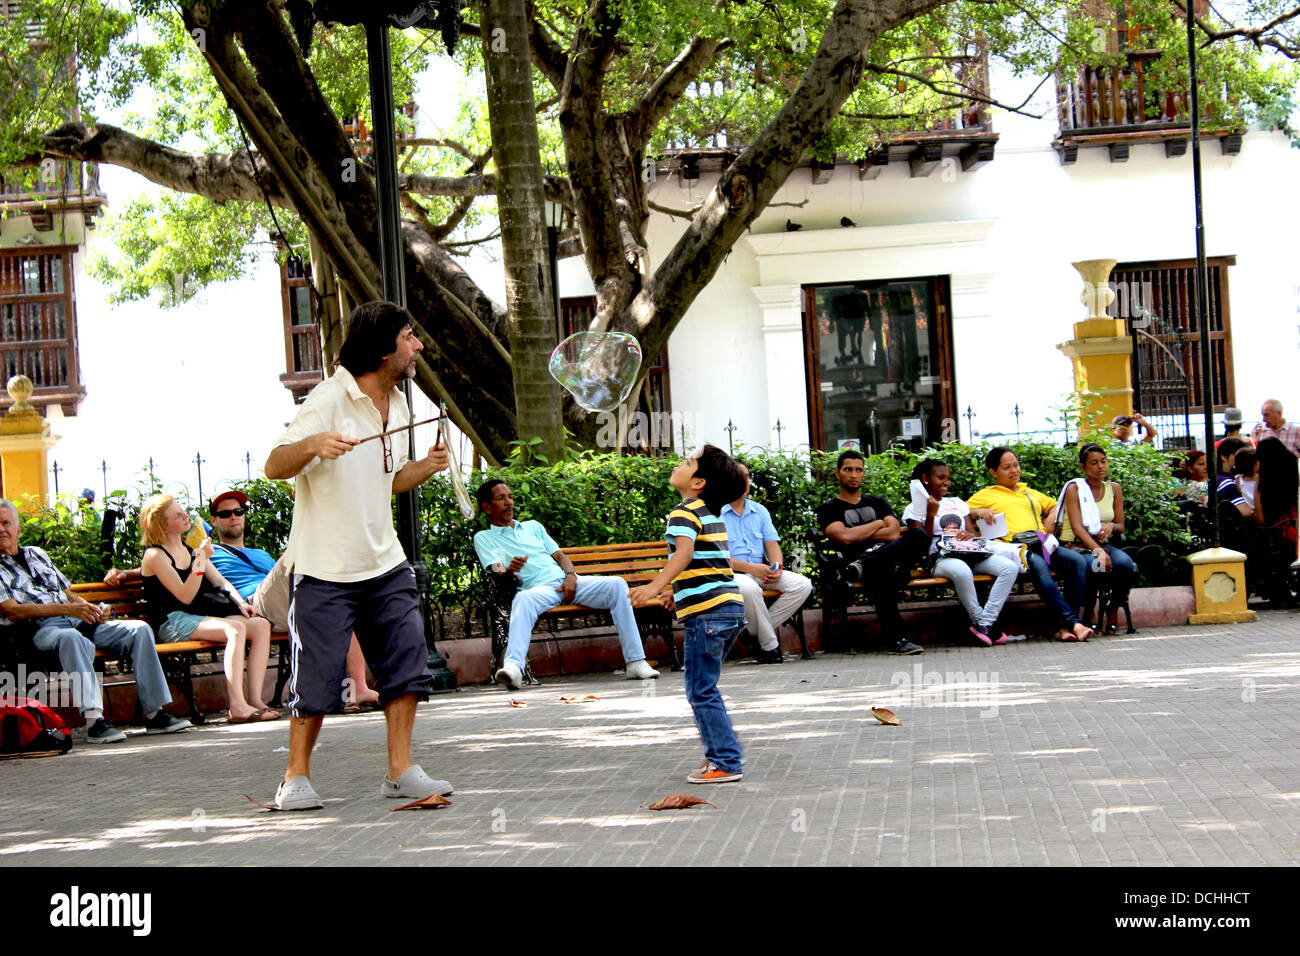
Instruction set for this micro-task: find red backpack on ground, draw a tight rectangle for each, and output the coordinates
[0,697,73,756]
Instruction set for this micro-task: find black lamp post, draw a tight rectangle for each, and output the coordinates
[310,2,466,690]
[543,199,564,342]
[1185,3,1220,547]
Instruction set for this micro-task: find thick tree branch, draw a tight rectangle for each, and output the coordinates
[628,36,730,143]
[526,0,570,89]
[621,0,947,362]
[29,122,291,206]
[399,170,573,206]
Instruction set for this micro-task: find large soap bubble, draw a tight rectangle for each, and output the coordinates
[548,331,643,412]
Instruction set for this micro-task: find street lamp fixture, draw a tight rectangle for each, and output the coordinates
[543,199,564,341]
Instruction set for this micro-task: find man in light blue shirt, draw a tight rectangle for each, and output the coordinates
[473,480,660,690]
[719,463,812,664]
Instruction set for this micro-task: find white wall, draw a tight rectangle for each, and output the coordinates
[646,103,1300,450]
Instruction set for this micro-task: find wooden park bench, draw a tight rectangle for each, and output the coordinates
[0,581,292,724]
[480,540,812,683]
[812,536,1138,643]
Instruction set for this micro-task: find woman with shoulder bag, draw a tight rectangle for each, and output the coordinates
[966,447,1093,641]
[140,494,278,722]
[903,459,1020,647]
[1057,443,1139,635]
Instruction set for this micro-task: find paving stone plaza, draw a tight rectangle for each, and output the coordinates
[3,611,1297,867]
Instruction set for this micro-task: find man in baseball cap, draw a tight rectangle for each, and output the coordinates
[1111,411,1156,445]
[205,489,380,712]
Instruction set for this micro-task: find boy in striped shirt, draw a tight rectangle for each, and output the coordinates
[631,444,748,784]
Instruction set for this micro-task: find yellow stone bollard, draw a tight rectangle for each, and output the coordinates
[1186,547,1258,624]
[0,375,60,507]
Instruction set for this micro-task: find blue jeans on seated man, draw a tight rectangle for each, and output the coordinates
[31,617,172,716]
[683,605,745,774]
[1025,547,1089,629]
[504,575,648,672]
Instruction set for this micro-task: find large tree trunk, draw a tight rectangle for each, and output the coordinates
[478,0,564,462]
[34,0,950,461]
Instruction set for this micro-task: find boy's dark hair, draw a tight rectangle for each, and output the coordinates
[693,443,746,517]
[475,478,507,507]
[337,300,413,376]
[1217,437,1248,469]
[1077,442,1106,467]
[938,513,962,530]
[1231,446,1256,478]
[910,458,947,482]
[984,446,1014,472]
[835,448,865,469]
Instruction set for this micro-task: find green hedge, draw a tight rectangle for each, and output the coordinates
[18,441,1192,612]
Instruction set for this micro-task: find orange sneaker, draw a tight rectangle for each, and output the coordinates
[687,763,742,784]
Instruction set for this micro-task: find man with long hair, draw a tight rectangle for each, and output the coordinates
[264,301,452,810]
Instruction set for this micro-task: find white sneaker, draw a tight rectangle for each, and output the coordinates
[382,764,454,799]
[625,659,660,680]
[495,662,523,690]
[275,775,323,811]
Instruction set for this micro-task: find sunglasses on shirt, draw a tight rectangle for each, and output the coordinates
[212,507,247,518]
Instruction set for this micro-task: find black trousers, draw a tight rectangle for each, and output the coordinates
[847,528,931,641]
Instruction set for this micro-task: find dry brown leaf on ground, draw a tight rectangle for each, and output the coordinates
[509,699,528,708]
[559,695,600,703]
[391,793,453,811]
[871,707,901,725]
[647,793,716,811]
[243,794,279,811]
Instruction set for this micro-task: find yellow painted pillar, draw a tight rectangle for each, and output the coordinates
[1056,258,1134,437]
[0,375,59,510]
[1186,547,1257,624]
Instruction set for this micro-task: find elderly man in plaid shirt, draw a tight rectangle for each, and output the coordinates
[1252,399,1300,458]
[0,499,190,744]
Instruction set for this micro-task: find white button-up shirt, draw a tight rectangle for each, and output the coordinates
[274,367,410,583]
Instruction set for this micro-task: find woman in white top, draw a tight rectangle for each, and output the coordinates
[1057,443,1139,634]
[903,459,1021,647]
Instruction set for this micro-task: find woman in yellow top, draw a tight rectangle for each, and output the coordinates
[967,447,1093,641]
[1057,443,1139,634]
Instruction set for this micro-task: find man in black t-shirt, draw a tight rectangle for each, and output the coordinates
[816,450,929,654]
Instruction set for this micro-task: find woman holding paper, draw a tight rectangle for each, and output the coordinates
[967,448,1093,642]
[903,459,1020,646]
[1057,443,1139,634]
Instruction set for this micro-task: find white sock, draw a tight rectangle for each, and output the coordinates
[84,709,103,722]
[144,709,160,720]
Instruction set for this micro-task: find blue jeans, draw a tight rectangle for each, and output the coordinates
[683,605,745,773]
[1025,548,1088,629]
[505,575,646,671]
[31,617,172,715]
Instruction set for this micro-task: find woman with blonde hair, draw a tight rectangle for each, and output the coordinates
[140,494,277,722]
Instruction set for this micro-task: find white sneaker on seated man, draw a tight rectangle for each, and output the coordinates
[473,480,660,690]
[719,463,813,664]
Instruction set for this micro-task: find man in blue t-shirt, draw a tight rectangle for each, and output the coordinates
[473,479,660,691]
[208,490,379,710]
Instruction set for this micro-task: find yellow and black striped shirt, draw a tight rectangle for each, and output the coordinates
[664,497,744,620]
